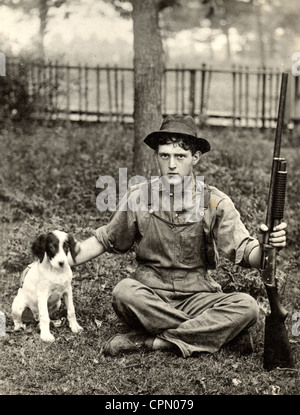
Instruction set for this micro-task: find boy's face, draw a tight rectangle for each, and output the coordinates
[156,142,201,184]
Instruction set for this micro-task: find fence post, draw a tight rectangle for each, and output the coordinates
[96,65,100,122]
[268,68,273,126]
[106,65,112,120]
[292,76,300,136]
[66,64,70,123]
[189,69,196,116]
[121,70,125,123]
[206,66,212,113]
[255,68,261,128]
[200,63,206,115]
[181,67,185,114]
[245,66,249,127]
[232,64,236,127]
[175,67,179,114]
[114,65,119,121]
[48,61,52,117]
[261,67,266,129]
[54,60,59,117]
[238,65,242,126]
[85,65,88,121]
[162,69,167,115]
[78,65,82,121]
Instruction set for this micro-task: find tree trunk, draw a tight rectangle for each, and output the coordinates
[132,0,164,178]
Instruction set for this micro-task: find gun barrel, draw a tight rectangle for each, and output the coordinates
[273,73,289,159]
[260,74,289,272]
[265,73,289,228]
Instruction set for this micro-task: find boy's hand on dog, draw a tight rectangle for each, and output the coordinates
[74,239,81,257]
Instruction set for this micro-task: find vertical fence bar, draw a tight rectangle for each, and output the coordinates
[85,65,88,121]
[163,70,167,116]
[37,62,41,93]
[205,66,212,115]
[28,62,33,99]
[294,75,300,126]
[78,65,82,121]
[50,61,54,117]
[232,65,236,127]
[46,62,50,118]
[106,65,112,120]
[55,61,59,119]
[66,64,70,122]
[255,68,261,128]
[96,65,100,122]
[114,65,119,121]
[39,62,44,116]
[37,63,41,118]
[28,61,33,102]
[121,69,125,122]
[33,63,38,101]
[275,69,280,115]
[189,69,196,116]
[181,67,185,114]
[238,65,242,126]
[269,69,273,127]
[261,67,266,129]
[175,67,179,114]
[48,61,53,117]
[200,63,206,115]
[42,61,47,118]
[245,66,249,127]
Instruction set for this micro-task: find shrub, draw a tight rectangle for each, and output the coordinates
[0,58,61,127]
[0,59,34,123]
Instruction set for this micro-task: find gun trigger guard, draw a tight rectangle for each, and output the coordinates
[262,243,272,249]
[261,243,273,257]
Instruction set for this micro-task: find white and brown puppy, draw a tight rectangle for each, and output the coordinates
[11,230,83,342]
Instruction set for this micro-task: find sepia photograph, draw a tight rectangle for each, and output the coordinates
[0,0,299,400]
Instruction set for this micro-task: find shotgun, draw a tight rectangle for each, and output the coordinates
[259,72,294,371]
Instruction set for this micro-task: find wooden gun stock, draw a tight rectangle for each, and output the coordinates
[260,73,295,371]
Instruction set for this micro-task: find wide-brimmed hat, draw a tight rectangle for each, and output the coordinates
[143,115,210,154]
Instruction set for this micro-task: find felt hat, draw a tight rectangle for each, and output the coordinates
[143,115,210,154]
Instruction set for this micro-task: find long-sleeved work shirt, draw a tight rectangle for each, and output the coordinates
[94,176,259,295]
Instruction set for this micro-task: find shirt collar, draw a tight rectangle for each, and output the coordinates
[147,174,205,209]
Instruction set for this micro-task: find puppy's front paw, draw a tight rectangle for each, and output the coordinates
[14,323,26,331]
[40,332,55,343]
[70,322,83,334]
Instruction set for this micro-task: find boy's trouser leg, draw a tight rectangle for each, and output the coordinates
[112,278,259,357]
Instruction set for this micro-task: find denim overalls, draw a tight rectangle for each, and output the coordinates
[95,178,260,357]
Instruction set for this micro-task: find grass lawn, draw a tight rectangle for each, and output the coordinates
[0,121,300,396]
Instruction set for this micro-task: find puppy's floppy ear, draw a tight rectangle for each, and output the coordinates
[32,234,48,262]
[67,234,80,263]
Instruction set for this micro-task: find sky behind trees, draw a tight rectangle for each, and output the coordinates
[0,0,299,69]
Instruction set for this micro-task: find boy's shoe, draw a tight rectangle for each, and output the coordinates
[103,331,155,356]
